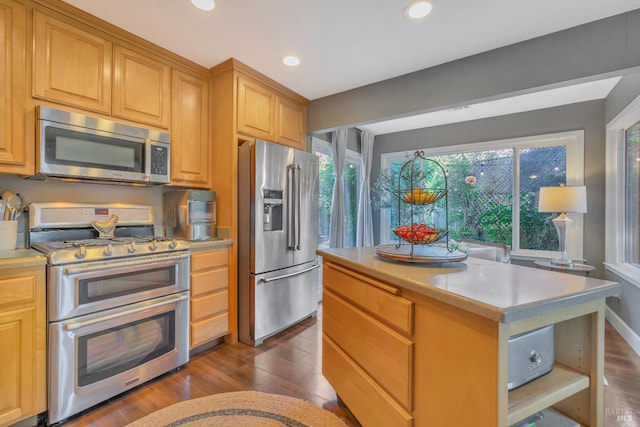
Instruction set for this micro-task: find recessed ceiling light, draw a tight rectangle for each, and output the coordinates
[282,56,300,66]
[191,0,215,11]
[405,1,432,19]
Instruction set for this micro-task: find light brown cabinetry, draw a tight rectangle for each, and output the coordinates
[236,74,306,149]
[0,260,46,427]
[323,262,415,427]
[112,45,170,128]
[321,259,608,427]
[190,247,231,349]
[275,95,306,150]
[170,69,210,187]
[237,75,276,141]
[0,0,28,174]
[33,10,112,114]
[33,11,171,128]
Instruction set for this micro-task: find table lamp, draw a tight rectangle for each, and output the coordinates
[538,185,587,267]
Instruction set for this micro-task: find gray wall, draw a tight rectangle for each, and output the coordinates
[371,100,606,276]
[308,9,640,133]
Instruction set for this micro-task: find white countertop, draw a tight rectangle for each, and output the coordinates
[317,246,621,323]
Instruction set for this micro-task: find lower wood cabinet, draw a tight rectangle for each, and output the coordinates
[322,262,415,427]
[321,258,609,427]
[0,260,46,427]
[190,247,230,350]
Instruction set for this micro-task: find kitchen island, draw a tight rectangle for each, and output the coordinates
[317,247,621,427]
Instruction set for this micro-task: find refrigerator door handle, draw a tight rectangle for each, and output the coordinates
[295,164,302,250]
[287,164,296,249]
[258,264,319,283]
[287,163,301,250]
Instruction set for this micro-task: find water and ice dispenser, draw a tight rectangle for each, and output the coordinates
[262,189,283,231]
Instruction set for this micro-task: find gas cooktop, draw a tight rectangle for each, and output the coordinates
[28,203,189,265]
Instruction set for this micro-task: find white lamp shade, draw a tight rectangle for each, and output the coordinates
[538,185,587,213]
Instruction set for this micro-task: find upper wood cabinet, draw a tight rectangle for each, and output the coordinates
[0,0,28,174]
[235,69,308,149]
[113,45,170,128]
[33,11,171,128]
[237,75,276,141]
[276,95,306,150]
[33,10,112,114]
[170,69,210,187]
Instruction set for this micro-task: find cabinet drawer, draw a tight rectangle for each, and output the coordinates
[323,262,413,335]
[323,336,413,427]
[0,275,36,307]
[323,290,413,409]
[191,249,228,272]
[191,312,229,348]
[191,268,228,296]
[191,291,228,321]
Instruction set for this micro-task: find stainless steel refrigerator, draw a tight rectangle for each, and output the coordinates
[238,140,320,346]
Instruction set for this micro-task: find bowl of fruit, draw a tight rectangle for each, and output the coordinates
[393,223,447,244]
[398,188,446,205]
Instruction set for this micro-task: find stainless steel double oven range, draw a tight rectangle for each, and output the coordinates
[28,203,190,425]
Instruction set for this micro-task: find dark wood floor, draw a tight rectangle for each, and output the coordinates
[57,305,639,427]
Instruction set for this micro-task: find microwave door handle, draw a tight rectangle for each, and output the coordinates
[144,138,151,182]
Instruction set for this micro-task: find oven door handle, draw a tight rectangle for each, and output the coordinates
[62,293,188,331]
[63,253,189,276]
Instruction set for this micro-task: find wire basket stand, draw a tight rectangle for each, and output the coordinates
[376,150,467,263]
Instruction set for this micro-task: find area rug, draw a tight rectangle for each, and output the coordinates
[126,390,348,427]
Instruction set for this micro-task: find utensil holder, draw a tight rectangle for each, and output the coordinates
[0,220,18,250]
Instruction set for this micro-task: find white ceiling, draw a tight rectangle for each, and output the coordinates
[62,0,640,133]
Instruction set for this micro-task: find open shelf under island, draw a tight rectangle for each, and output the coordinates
[317,246,621,427]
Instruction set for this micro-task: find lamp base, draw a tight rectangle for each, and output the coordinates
[551,215,574,268]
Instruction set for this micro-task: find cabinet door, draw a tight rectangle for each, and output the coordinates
[276,96,306,150]
[113,45,170,128]
[170,69,209,187]
[0,306,35,426]
[0,268,45,427]
[33,10,112,114]
[0,0,27,173]
[237,76,276,141]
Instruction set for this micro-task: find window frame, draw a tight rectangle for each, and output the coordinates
[605,94,640,288]
[312,137,363,248]
[379,130,585,260]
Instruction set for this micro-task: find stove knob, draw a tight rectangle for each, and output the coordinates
[103,244,113,256]
[149,240,158,251]
[529,351,542,364]
[128,242,136,253]
[75,245,87,259]
[169,239,178,249]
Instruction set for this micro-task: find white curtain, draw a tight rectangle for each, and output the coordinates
[329,129,347,248]
[356,129,374,246]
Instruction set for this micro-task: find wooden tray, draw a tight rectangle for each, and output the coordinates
[375,244,467,263]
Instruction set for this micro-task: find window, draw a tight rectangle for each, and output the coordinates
[378,131,584,259]
[606,94,640,287]
[312,138,361,249]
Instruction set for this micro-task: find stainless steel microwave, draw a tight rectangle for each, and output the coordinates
[34,106,170,184]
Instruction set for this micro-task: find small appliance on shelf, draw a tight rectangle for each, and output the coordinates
[164,189,217,241]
